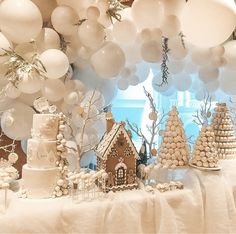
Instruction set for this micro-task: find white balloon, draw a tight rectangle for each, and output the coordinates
[51,5,78,36]
[195,89,205,101]
[224,40,236,70]
[117,79,129,90]
[113,20,137,45]
[141,40,162,63]
[0,0,43,43]
[152,73,173,93]
[219,69,236,95]
[5,83,21,99]
[169,59,185,74]
[40,49,69,79]
[0,32,12,61]
[168,36,188,60]
[173,73,192,91]
[64,91,79,105]
[135,62,151,83]
[36,28,60,52]
[198,66,219,83]
[18,91,41,106]
[162,0,185,16]
[161,15,181,38]
[129,75,140,86]
[205,80,219,93]
[91,42,125,79]
[181,0,236,47]
[1,102,35,140]
[78,19,105,49]
[132,0,164,29]
[210,45,225,57]
[18,73,44,94]
[41,79,66,102]
[191,47,211,66]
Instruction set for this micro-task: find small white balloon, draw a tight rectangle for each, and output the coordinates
[51,5,78,36]
[141,40,162,63]
[161,15,181,38]
[36,28,60,52]
[40,49,69,79]
[64,91,79,105]
[91,42,125,79]
[173,73,192,91]
[41,79,66,102]
[117,79,129,90]
[5,83,21,99]
[152,73,173,93]
[1,102,35,140]
[198,66,219,83]
[18,73,44,94]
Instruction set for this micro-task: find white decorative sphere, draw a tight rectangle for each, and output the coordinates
[51,5,78,36]
[36,28,60,52]
[113,20,137,45]
[78,19,105,49]
[18,73,44,94]
[173,73,192,91]
[161,15,181,38]
[0,0,43,43]
[132,0,164,29]
[40,49,69,79]
[42,79,66,102]
[181,0,236,47]
[141,40,162,63]
[1,102,35,140]
[224,40,236,70]
[91,42,125,79]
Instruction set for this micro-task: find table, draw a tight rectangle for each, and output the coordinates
[0,161,236,233]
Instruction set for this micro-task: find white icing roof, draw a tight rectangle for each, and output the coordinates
[95,122,139,160]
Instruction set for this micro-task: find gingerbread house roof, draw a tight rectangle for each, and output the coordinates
[95,122,139,160]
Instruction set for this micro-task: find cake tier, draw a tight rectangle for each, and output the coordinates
[22,165,60,199]
[27,139,58,169]
[31,114,59,140]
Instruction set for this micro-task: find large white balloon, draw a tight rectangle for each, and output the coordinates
[198,66,219,83]
[91,42,125,79]
[51,5,78,36]
[152,73,173,93]
[41,79,66,102]
[173,73,192,91]
[219,69,236,95]
[78,19,105,49]
[162,0,185,17]
[113,20,137,45]
[191,47,211,66]
[224,40,236,70]
[141,40,162,63]
[132,0,164,29]
[40,49,69,79]
[0,0,43,43]
[18,72,44,94]
[36,28,60,52]
[0,32,13,63]
[5,83,21,99]
[161,15,181,38]
[1,102,35,140]
[181,0,236,47]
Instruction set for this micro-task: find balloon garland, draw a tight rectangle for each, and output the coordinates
[0,0,235,164]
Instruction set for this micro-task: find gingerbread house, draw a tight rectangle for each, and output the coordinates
[95,114,139,192]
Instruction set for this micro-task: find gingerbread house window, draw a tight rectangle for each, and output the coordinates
[117,167,125,185]
[110,147,118,157]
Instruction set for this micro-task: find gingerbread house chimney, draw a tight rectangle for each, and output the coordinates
[106,112,115,133]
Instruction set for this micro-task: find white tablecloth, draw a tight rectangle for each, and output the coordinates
[0,161,236,233]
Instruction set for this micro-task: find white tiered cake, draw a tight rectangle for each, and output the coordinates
[21,113,69,199]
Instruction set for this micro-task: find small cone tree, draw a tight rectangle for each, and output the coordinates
[158,106,190,168]
[212,103,236,159]
[190,126,219,168]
